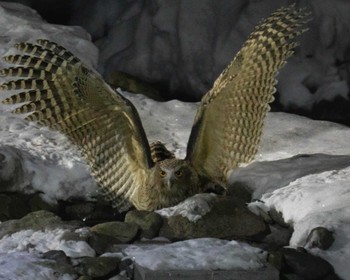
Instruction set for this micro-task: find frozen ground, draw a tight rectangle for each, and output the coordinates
[0,2,349,279]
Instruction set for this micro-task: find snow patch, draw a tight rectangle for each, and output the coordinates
[249,166,350,279]
[124,238,267,271]
[0,252,75,280]
[156,193,217,222]
[0,228,95,258]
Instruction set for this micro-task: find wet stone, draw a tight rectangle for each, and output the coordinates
[159,196,268,241]
[281,248,334,280]
[76,256,121,278]
[91,221,140,243]
[0,194,11,221]
[88,232,122,255]
[29,193,58,213]
[305,227,335,250]
[0,210,78,239]
[125,210,163,239]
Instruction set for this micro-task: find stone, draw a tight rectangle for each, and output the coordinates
[29,193,58,213]
[7,193,32,219]
[0,194,11,221]
[41,250,76,275]
[159,196,268,241]
[88,232,122,255]
[64,199,123,225]
[281,248,334,280]
[305,227,335,250]
[134,263,279,280]
[268,251,285,272]
[91,222,140,243]
[0,210,78,239]
[76,256,121,278]
[125,210,163,239]
[262,224,293,249]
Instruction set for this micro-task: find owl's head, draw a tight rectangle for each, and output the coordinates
[156,158,199,192]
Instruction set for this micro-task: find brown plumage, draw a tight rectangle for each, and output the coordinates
[0,5,309,211]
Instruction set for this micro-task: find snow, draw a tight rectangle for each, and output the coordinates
[0,2,349,279]
[156,193,217,222]
[0,228,95,258]
[123,238,267,271]
[0,252,75,280]
[249,167,350,279]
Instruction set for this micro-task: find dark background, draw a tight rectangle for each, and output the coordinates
[2,0,350,126]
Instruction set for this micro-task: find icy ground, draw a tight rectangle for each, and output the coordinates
[0,1,349,279]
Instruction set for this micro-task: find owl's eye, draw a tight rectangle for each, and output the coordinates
[160,170,167,177]
[174,170,183,177]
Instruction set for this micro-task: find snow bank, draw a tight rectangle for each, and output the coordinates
[0,228,95,258]
[0,252,75,280]
[249,167,350,279]
[123,238,267,271]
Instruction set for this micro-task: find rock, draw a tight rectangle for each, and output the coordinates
[281,248,334,280]
[91,222,139,243]
[268,208,290,228]
[268,251,285,272]
[88,232,122,255]
[7,193,32,219]
[305,227,335,250]
[159,196,268,241]
[29,193,58,213]
[125,210,163,239]
[64,198,123,225]
[0,210,78,239]
[262,224,293,249]
[76,256,121,278]
[41,250,76,275]
[0,194,11,221]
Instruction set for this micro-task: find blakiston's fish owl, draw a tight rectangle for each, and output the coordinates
[0,5,309,211]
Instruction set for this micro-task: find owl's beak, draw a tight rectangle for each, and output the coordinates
[166,177,175,190]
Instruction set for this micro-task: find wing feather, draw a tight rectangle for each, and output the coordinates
[0,39,154,211]
[186,5,310,185]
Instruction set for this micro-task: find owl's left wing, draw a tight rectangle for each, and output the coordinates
[0,39,154,211]
[186,5,310,186]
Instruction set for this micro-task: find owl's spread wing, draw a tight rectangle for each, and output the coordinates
[186,5,310,185]
[0,39,154,211]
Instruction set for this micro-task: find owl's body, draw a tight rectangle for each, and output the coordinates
[0,5,309,211]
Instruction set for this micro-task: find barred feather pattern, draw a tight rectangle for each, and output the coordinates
[186,5,310,185]
[0,39,153,211]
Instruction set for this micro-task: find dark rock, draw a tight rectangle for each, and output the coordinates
[125,210,163,239]
[269,208,290,228]
[88,232,122,255]
[29,193,58,213]
[0,210,79,239]
[262,224,293,249]
[42,250,71,264]
[226,181,252,203]
[76,276,92,280]
[159,196,268,241]
[41,250,76,275]
[63,198,123,225]
[281,248,334,280]
[0,194,11,221]
[305,227,335,250]
[91,222,140,243]
[281,274,305,280]
[268,251,285,272]
[8,193,31,219]
[76,256,120,278]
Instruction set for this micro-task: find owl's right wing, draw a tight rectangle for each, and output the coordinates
[186,5,310,186]
[0,39,154,211]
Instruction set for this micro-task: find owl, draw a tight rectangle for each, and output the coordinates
[0,5,309,211]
